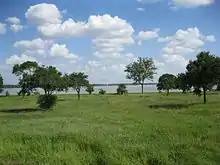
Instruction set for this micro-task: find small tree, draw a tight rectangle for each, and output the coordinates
[12,61,39,97]
[35,65,64,109]
[117,84,127,95]
[176,73,191,93]
[186,51,220,104]
[69,72,89,100]
[86,84,94,95]
[157,74,177,96]
[0,74,3,94]
[125,57,157,94]
[99,89,106,95]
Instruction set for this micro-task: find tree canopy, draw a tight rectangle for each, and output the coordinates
[186,51,220,104]
[86,84,94,95]
[157,74,177,95]
[117,84,127,95]
[35,65,64,95]
[125,57,157,94]
[68,72,89,100]
[12,61,39,96]
[176,73,191,93]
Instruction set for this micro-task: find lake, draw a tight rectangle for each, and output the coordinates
[2,85,160,95]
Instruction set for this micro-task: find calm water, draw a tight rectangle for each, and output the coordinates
[3,85,159,95]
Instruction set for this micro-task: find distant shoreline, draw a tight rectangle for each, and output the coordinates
[3,83,157,88]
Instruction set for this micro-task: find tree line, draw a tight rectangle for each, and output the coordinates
[125,51,220,104]
[0,51,220,109]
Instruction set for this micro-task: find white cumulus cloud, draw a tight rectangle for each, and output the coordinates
[6,17,24,33]
[9,24,23,32]
[49,43,79,63]
[25,3,62,25]
[14,38,53,56]
[172,0,214,8]
[137,28,160,45]
[157,27,216,75]
[6,54,37,65]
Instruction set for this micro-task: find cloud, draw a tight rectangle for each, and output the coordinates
[157,27,216,75]
[49,43,79,63]
[5,54,37,65]
[137,28,160,45]
[14,38,53,56]
[6,17,24,33]
[171,0,214,8]
[25,3,62,25]
[6,17,21,24]
[137,8,145,11]
[0,22,6,34]
[9,24,23,32]
[206,35,216,42]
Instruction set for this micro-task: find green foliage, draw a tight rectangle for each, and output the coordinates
[176,73,191,93]
[125,57,157,94]
[186,51,220,103]
[157,74,177,95]
[37,94,57,110]
[117,84,128,95]
[0,74,3,94]
[99,89,106,95]
[35,65,64,95]
[69,72,89,100]
[12,61,39,97]
[86,84,94,95]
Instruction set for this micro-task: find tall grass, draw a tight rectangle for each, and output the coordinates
[0,93,219,164]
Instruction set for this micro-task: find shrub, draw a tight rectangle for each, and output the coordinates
[86,84,94,95]
[99,89,106,95]
[37,94,57,110]
[117,84,127,95]
[5,91,10,97]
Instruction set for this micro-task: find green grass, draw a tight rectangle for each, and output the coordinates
[0,93,220,165]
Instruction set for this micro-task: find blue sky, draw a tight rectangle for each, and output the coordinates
[0,0,219,84]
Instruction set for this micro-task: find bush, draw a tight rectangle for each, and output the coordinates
[37,94,57,110]
[5,91,10,97]
[117,84,128,95]
[86,84,94,95]
[99,89,106,95]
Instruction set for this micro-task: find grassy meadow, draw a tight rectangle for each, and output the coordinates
[0,93,220,165]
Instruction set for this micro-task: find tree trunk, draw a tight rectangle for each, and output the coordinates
[141,84,144,94]
[167,89,169,96]
[77,91,80,100]
[203,88,206,104]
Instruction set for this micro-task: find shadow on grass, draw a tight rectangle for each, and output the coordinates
[149,103,195,110]
[0,108,43,113]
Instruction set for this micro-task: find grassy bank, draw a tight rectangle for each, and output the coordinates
[0,93,219,164]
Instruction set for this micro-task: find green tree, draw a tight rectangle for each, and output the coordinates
[157,74,177,96]
[186,51,220,104]
[125,57,157,94]
[69,72,89,100]
[0,74,3,94]
[176,73,191,93]
[99,89,106,95]
[86,84,94,95]
[35,65,65,109]
[12,61,39,97]
[117,84,127,95]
